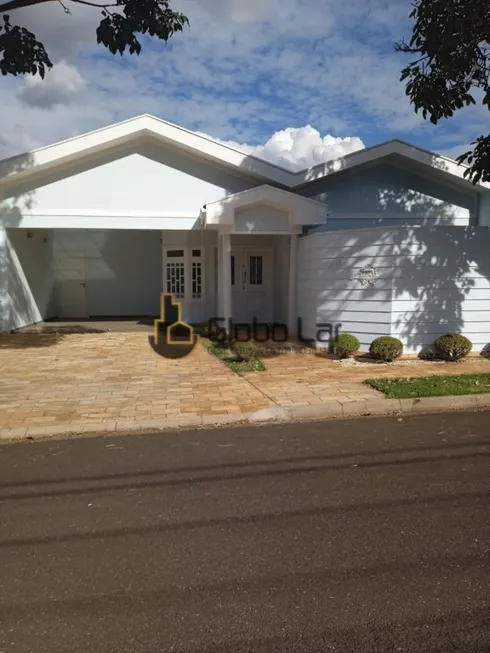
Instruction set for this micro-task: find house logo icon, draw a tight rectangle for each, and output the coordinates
[149,293,196,359]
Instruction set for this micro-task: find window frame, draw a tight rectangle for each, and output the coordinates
[163,245,204,303]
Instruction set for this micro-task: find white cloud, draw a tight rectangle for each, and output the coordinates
[439,143,471,161]
[206,125,365,171]
[0,0,480,162]
[17,61,87,109]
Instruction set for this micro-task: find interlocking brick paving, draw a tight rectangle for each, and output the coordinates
[243,350,490,406]
[1,331,489,436]
[0,333,270,431]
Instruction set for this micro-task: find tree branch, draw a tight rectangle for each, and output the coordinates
[0,0,117,11]
[0,0,52,12]
[69,0,118,7]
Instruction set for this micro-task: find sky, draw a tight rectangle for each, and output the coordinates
[0,0,486,170]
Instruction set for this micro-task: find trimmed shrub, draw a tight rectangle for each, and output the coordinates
[434,333,472,361]
[233,341,259,361]
[369,336,403,362]
[331,333,360,359]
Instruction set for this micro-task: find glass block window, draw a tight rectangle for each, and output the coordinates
[249,255,263,285]
[166,260,185,298]
[192,260,202,298]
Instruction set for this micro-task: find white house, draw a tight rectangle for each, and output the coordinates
[1,114,490,353]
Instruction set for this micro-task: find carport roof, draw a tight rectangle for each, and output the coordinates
[0,113,487,191]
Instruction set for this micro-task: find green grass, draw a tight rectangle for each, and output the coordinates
[365,373,490,398]
[199,337,266,373]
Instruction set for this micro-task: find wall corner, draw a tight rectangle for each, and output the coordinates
[478,190,490,227]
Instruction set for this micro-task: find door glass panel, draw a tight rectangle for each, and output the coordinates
[249,255,263,286]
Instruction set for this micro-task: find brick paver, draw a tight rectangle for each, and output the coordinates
[1,332,489,436]
[243,350,490,406]
[0,333,270,431]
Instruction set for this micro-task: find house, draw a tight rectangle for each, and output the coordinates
[1,114,490,353]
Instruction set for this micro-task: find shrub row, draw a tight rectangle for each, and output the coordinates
[330,332,474,362]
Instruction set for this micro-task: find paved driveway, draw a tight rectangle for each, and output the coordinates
[2,332,490,438]
[0,333,269,435]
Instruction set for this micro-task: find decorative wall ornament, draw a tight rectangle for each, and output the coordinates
[357,264,378,286]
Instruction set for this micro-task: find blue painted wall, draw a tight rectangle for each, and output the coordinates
[300,162,478,231]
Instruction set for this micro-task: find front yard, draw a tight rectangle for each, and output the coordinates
[365,373,490,398]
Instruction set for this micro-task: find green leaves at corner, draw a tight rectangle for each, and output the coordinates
[96,0,189,57]
[1,1,188,79]
[396,0,490,184]
[0,14,52,78]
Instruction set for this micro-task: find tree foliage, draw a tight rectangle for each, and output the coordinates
[396,0,490,184]
[0,0,188,79]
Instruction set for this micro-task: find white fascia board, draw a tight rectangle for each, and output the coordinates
[1,114,486,193]
[293,140,489,190]
[0,114,296,189]
[2,213,199,230]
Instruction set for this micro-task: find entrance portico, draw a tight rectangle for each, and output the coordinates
[201,185,327,334]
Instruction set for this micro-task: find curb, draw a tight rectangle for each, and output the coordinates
[1,394,490,443]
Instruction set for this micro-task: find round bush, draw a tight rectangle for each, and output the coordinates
[331,333,360,359]
[369,336,403,362]
[434,333,472,361]
[233,341,259,361]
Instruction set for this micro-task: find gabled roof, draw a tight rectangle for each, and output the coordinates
[202,184,327,228]
[0,113,486,192]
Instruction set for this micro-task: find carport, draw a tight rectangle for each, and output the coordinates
[5,228,162,330]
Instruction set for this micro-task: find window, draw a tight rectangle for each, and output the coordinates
[192,260,202,298]
[249,255,263,285]
[166,261,185,298]
[165,247,203,301]
[231,255,235,286]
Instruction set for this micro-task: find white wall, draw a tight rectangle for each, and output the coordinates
[298,226,490,353]
[0,224,8,331]
[6,228,56,330]
[297,229,394,349]
[391,226,490,352]
[234,206,290,234]
[54,229,162,317]
[479,192,490,227]
[2,142,256,226]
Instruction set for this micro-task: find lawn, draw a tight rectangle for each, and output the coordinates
[365,373,490,399]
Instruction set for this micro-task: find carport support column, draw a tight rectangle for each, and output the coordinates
[218,232,232,335]
[288,234,298,336]
[0,222,10,333]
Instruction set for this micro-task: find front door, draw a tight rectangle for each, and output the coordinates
[58,257,87,318]
[232,247,273,323]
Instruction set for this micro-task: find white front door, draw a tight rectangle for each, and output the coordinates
[58,257,87,318]
[232,247,273,323]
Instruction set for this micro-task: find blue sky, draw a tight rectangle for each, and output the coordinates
[0,0,485,168]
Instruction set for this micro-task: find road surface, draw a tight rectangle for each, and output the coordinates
[1,411,489,652]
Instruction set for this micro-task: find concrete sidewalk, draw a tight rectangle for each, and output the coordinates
[1,332,490,441]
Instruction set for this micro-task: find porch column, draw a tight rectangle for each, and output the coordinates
[0,222,10,333]
[218,232,232,331]
[288,234,298,336]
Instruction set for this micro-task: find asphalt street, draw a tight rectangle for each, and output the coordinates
[0,411,489,653]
